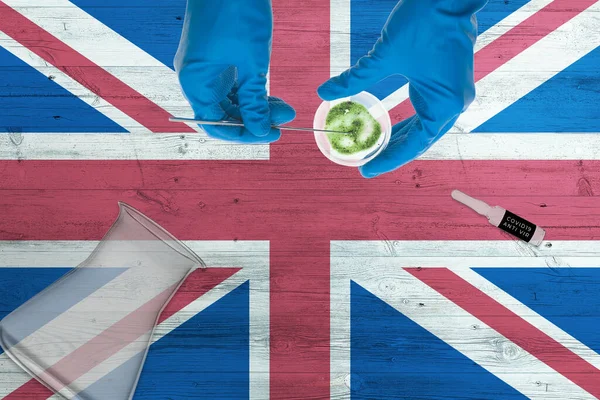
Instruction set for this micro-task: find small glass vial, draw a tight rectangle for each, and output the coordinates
[452,190,546,246]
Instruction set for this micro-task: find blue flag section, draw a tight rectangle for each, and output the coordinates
[350,282,527,399]
[475,268,600,355]
[134,282,250,399]
[0,47,126,134]
[0,268,71,324]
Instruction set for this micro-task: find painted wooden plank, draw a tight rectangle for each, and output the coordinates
[269,2,333,398]
[0,240,268,267]
[1,159,597,196]
[330,0,350,77]
[4,132,600,160]
[0,133,269,160]
[331,240,600,258]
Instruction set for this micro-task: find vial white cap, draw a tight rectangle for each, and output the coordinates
[529,227,546,247]
[451,190,491,216]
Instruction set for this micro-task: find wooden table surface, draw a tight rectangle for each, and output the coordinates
[0,0,599,399]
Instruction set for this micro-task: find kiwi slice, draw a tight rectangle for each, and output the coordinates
[324,101,382,155]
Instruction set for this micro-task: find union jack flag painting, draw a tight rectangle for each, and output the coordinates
[1,0,600,399]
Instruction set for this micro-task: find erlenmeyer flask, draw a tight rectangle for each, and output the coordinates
[0,202,204,400]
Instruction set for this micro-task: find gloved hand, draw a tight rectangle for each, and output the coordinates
[174,0,295,143]
[318,0,487,177]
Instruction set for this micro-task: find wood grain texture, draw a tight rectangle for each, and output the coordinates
[0,0,599,399]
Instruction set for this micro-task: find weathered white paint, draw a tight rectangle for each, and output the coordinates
[330,0,351,78]
[421,133,600,160]
[331,245,600,399]
[0,240,270,400]
[4,132,600,160]
[0,353,32,398]
[0,133,269,160]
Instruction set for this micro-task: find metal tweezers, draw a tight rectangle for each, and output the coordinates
[169,117,350,135]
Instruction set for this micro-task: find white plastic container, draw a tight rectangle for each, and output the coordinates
[313,91,392,167]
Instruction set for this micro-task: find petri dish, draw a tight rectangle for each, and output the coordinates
[313,91,391,167]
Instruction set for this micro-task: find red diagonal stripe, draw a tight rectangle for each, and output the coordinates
[6,268,239,399]
[389,0,597,123]
[158,267,241,324]
[406,267,600,398]
[0,2,193,134]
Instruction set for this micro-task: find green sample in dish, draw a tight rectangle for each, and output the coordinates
[325,101,382,155]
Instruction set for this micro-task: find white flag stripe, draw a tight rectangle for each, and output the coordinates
[0,240,269,400]
[0,240,269,267]
[2,132,600,160]
[0,133,269,161]
[0,31,149,134]
[452,3,600,133]
[378,0,556,114]
[330,259,351,400]
[331,240,600,258]
[330,0,351,78]
[4,0,201,131]
[451,267,600,370]
[350,267,595,399]
[421,133,600,160]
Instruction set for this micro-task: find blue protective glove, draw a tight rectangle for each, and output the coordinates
[174,0,295,143]
[318,0,487,177]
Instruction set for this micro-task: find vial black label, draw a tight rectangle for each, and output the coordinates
[499,210,536,243]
